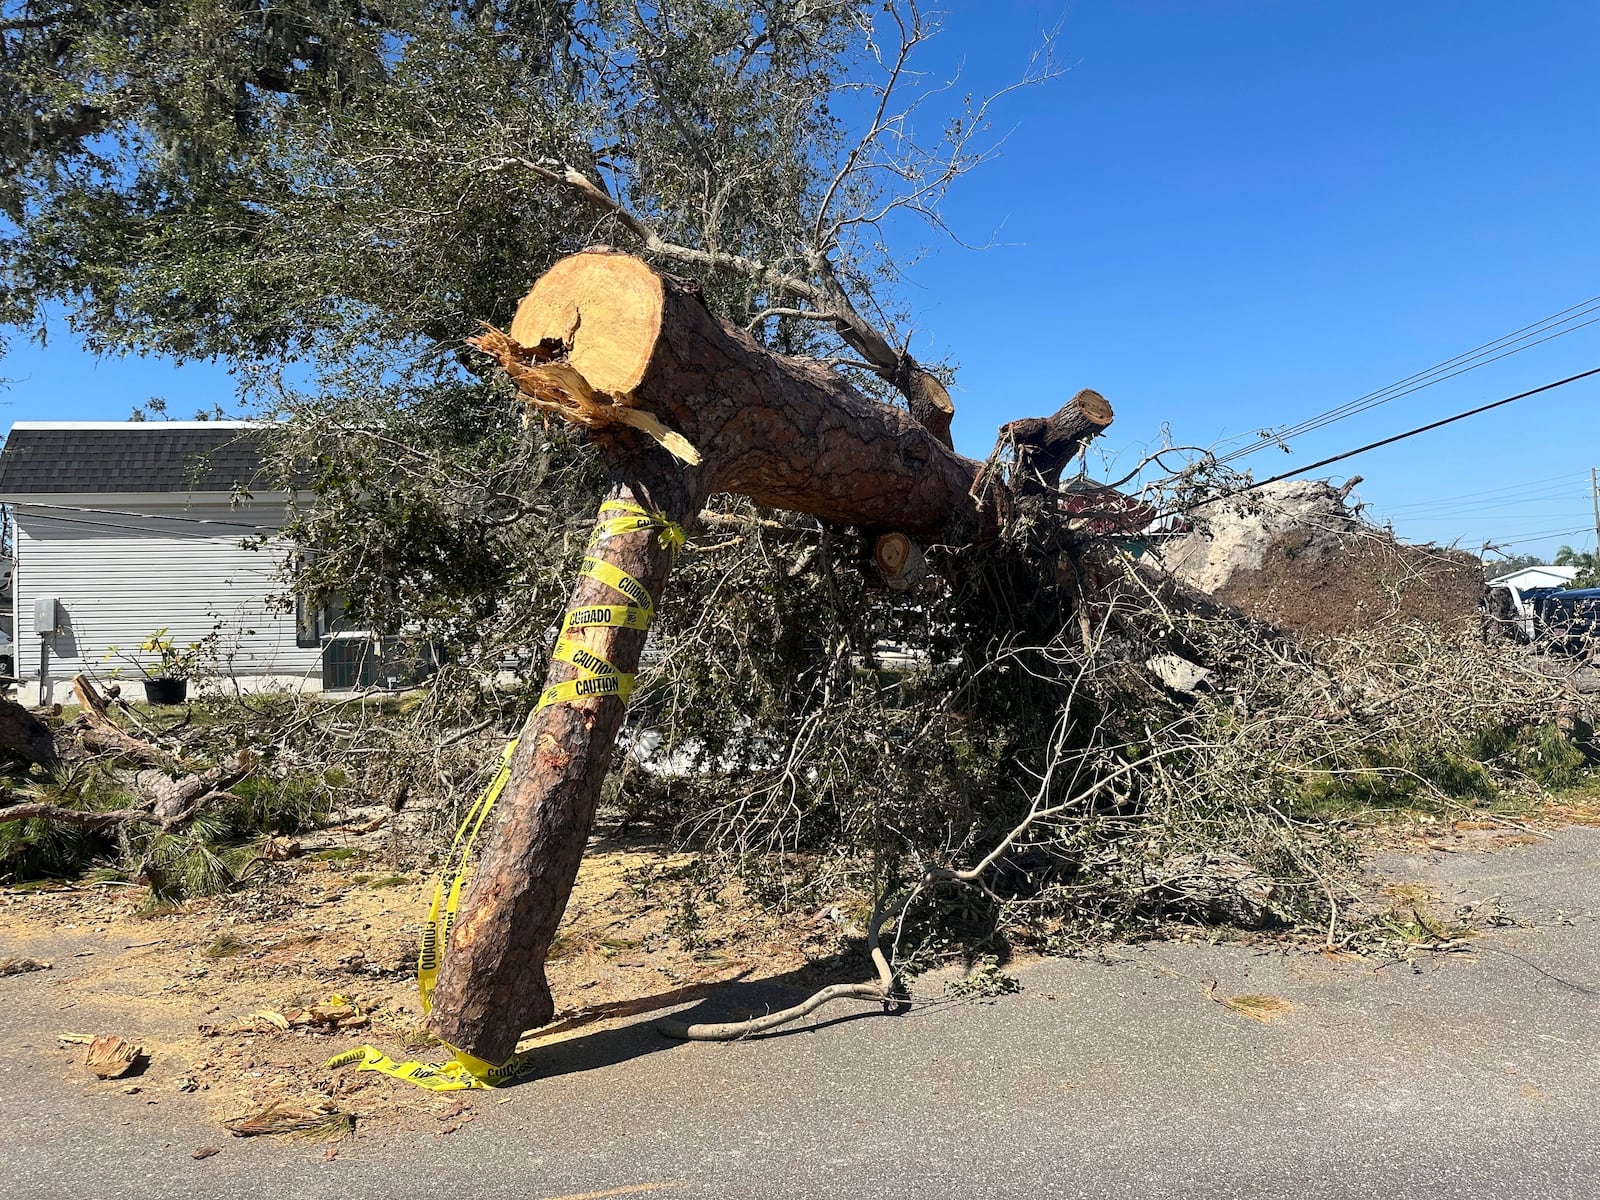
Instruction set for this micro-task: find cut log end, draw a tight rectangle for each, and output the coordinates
[1071,388,1114,428]
[873,532,928,592]
[508,251,666,396]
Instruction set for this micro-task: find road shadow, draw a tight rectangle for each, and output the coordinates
[507,956,897,1085]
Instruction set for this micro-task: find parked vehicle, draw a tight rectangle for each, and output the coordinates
[1483,583,1600,652]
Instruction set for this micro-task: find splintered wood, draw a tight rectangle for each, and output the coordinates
[84,1035,145,1079]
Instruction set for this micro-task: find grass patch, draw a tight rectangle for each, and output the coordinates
[311,847,367,863]
[1219,993,1293,1023]
[204,933,251,959]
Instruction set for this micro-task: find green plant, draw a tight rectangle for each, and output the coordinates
[224,773,335,836]
[104,628,206,681]
[945,959,1021,1000]
[1467,722,1589,791]
[1555,546,1600,589]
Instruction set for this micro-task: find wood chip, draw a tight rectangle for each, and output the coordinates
[0,956,52,977]
[258,837,302,861]
[223,1102,354,1141]
[308,1001,359,1025]
[84,1035,146,1079]
[191,1147,220,1161]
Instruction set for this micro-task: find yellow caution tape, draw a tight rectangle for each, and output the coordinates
[415,739,520,1012]
[593,498,687,555]
[560,603,651,632]
[576,556,655,613]
[327,497,684,1090]
[325,1045,521,1092]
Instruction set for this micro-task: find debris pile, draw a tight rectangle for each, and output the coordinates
[1159,480,1482,638]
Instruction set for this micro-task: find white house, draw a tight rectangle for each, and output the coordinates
[0,421,328,703]
[1486,565,1581,592]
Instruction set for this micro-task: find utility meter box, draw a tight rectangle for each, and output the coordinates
[33,597,61,637]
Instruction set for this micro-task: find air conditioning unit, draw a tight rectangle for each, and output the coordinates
[321,634,437,691]
[322,634,380,691]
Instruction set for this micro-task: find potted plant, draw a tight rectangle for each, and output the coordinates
[106,628,202,704]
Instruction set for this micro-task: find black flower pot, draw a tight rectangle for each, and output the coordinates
[143,677,188,705]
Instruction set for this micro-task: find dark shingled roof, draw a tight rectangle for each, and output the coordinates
[0,424,271,495]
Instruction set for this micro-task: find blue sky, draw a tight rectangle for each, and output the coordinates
[3,0,1598,560]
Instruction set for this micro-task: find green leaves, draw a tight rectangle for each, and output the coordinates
[1554,545,1600,589]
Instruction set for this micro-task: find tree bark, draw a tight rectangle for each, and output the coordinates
[999,389,1114,498]
[0,697,57,768]
[476,249,998,542]
[431,249,1114,1065]
[71,675,176,769]
[427,472,691,1064]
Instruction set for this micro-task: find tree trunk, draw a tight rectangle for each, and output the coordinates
[1001,390,1114,498]
[430,249,1114,1065]
[0,697,57,768]
[427,474,690,1063]
[476,248,996,542]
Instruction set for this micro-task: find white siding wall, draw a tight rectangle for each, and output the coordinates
[12,495,322,701]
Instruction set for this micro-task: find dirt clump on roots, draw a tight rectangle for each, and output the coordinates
[1161,479,1482,639]
[1213,532,1483,639]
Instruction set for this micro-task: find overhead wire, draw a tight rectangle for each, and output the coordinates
[1375,473,1588,512]
[1165,365,1600,519]
[1479,525,1596,550]
[1214,294,1600,467]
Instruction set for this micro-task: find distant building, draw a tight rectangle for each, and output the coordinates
[0,421,329,704]
[1486,564,1580,593]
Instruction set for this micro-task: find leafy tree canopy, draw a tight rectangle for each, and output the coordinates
[2,1,1070,895]
[1483,552,1549,577]
[1555,545,1600,589]
[2,0,1008,643]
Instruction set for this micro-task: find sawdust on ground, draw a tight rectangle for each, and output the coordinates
[6,786,1598,1141]
[0,842,851,1137]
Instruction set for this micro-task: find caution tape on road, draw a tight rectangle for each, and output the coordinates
[327,498,685,1090]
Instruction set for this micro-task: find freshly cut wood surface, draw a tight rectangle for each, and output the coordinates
[84,1035,144,1079]
[509,251,665,397]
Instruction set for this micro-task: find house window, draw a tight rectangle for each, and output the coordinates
[295,593,350,648]
[294,594,323,648]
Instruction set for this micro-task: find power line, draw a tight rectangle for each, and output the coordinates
[1230,366,1600,498]
[1375,471,1585,511]
[1481,525,1596,550]
[1215,295,1600,467]
[1379,488,1588,518]
[1164,366,1600,524]
[1379,493,1592,520]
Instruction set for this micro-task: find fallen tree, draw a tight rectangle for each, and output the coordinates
[430,248,1115,1063]
[0,677,252,826]
[7,0,1590,1080]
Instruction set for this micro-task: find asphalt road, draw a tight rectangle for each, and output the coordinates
[5,827,1600,1200]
